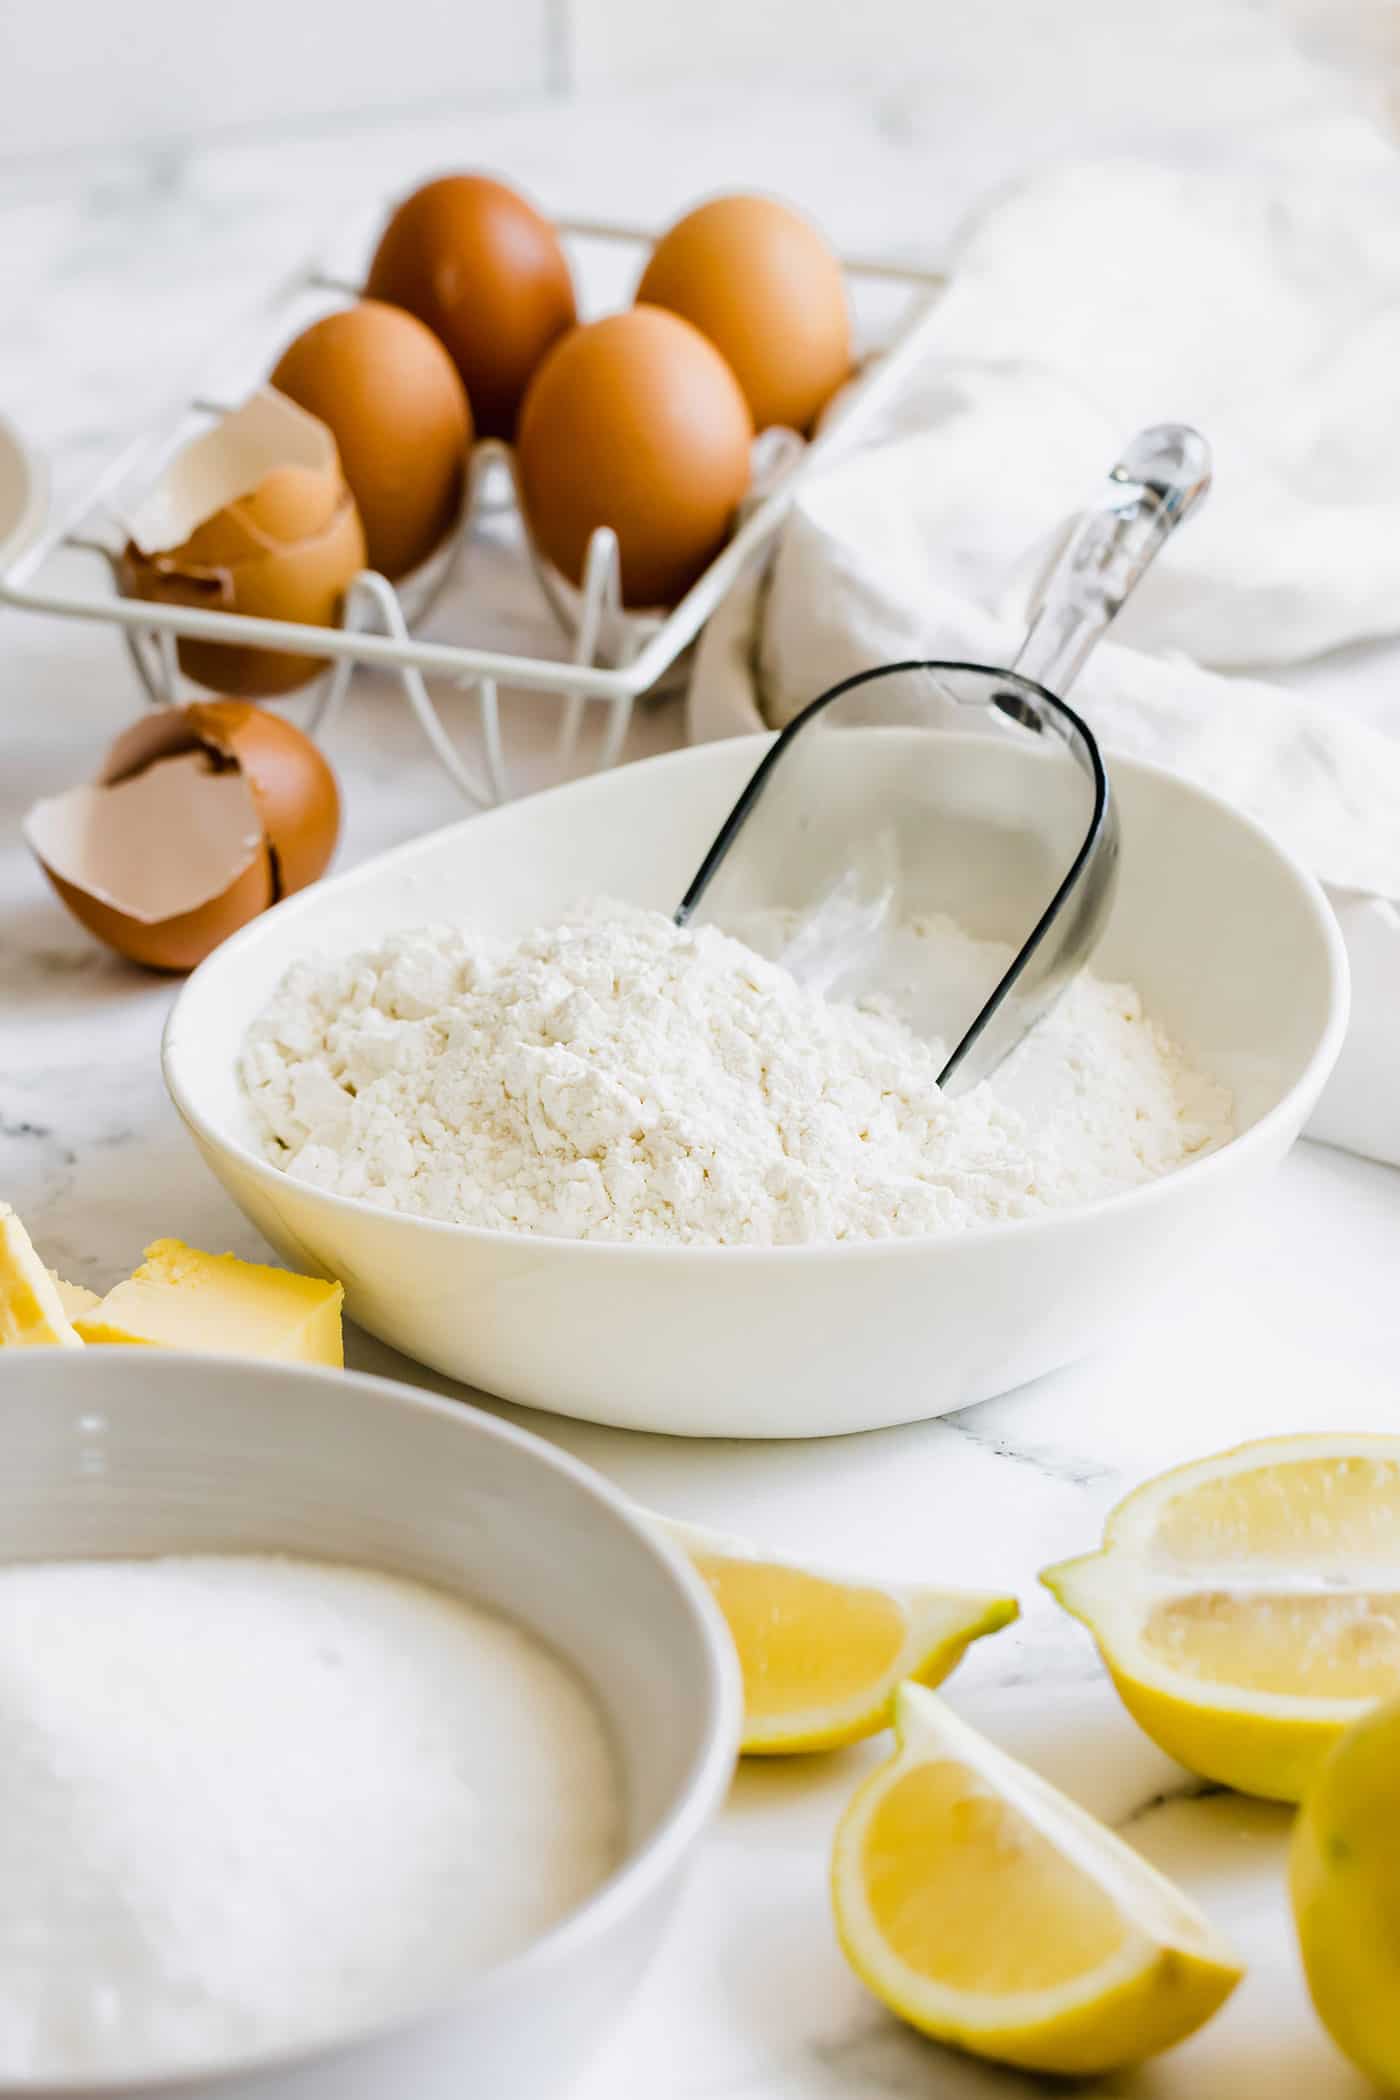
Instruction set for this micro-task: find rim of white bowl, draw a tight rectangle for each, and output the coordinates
[163,745,1351,1264]
[0,1351,742,2098]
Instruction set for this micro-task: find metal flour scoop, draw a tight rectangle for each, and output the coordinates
[676,423,1211,1093]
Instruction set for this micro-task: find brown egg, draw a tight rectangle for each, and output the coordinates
[517,308,754,608]
[271,301,472,578]
[366,174,577,438]
[637,194,852,433]
[119,462,367,698]
[23,703,340,973]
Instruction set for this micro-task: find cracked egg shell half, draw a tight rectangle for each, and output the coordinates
[116,390,367,699]
[24,701,340,973]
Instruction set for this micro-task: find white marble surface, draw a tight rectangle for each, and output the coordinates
[2,85,1399,2100]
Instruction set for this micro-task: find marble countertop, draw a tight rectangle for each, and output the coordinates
[3,87,1397,2100]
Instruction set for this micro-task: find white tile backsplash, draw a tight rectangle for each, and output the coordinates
[0,0,1393,167]
[565,0,930,92]
[564,0,1396,107]
[0,0,555,159]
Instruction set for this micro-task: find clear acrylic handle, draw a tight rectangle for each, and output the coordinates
[1013,423,1212,696]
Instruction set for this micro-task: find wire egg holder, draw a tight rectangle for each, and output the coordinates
[0,216,947,808]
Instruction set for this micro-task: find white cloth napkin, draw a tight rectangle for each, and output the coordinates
[688,157,1400,1166]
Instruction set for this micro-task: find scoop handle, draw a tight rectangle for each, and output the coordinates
[1012,423,1211,697]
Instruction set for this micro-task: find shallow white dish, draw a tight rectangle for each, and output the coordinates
[0,1350,738,2099]
[165,735,1349,1438]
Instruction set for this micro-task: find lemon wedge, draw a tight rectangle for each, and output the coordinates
[832,1683,1242,2074]
[1292,1692,1400,2089]
[1043,1434,1400,1802]
[659,1516,1016,1754]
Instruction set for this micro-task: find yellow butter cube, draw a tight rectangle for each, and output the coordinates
[49,1272,101,1322]
[0,1203,83,1347]
[75,1239,344,1366]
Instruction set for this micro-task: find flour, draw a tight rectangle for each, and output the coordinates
[0,1555,620,2080]
[241,901,1232,1246]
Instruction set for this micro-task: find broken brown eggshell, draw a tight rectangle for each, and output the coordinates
[23,701,341,972]
[116,390,367,699]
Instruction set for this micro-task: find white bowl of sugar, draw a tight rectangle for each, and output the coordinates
[0,1349,739,2097]
[165,733,1349,1437]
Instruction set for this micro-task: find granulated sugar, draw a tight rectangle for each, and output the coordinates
[241,902,1233,1245]
[0,1555,620,2080]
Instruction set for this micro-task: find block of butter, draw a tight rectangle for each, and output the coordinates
[0,1202,83,1347]
[50,1274,101,1322]
[75,1240,345,1366]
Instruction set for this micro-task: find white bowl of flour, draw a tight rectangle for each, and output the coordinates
[0,1349,738,2097]
[165,734,1349,1437]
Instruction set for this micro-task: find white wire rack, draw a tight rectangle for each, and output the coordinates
[0,216,946,806]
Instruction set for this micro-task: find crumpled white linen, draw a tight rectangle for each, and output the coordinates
[688,157,1400,1164]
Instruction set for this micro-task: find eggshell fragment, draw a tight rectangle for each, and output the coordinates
[122,391,334,556]
[191,698,340,895]
[271,301,472,579]
[36,755,262,921]
[517,307,754,608]
[366,173,577,438]
[637,194,852,433]
[26,757,272,972]
[117,391,367,699]
[23,703,339,973]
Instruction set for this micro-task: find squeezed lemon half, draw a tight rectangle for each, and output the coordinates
[831,1684,1242,2074]
[659,1516,1016,1754]
[1043,1433,1400,1801]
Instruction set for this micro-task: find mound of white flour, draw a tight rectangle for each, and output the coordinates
[240,903,1233,1246]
